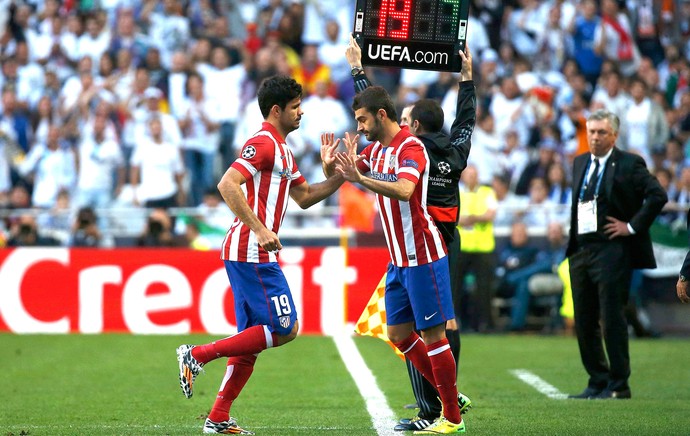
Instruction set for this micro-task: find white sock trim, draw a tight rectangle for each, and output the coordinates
[427,344,450,357]
[263,325,273,349]
[219,365,234,391]
[401,337,421,355]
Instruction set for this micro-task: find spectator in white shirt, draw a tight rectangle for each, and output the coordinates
[145,0,191,69]
[299,78,351,177]
[132,86,182,149]
[77,15,111,67]
[37,0,61,36]
[591,69,631,118]
[29,95,56,148]
[59,56,100,117]
[118,67,149,169]
[594,0,641,77]
[489,76,535,148]
[15,41,45,111]
[177,72,222,206]
[112,48,137,103]
[497,129,531,190]
[196,45,246,166]
[74,111,125,209]
[492,173,529,228]
[130,117,185,208]
[166,50,189,119]
[195,188,235,230]
[18,124,76,208]
[619,75,669,167]
[467,110,503,185]
[519,177,560,228]
[60,14,83,66]
[507,0,545,60]
[317,20,351,99]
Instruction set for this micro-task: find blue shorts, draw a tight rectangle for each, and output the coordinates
[385,257,455,330]
[224,260,297,336]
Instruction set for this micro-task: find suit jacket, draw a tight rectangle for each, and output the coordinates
[566,148,667,269]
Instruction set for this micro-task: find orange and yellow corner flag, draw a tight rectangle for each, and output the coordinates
[354,273,405,360]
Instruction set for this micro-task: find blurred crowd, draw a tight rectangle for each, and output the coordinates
[1,0,690,250]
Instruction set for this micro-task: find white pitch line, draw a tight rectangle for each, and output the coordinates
[510,369,568,399]
[333,334,398,436]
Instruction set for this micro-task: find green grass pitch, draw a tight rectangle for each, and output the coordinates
[2,333,689,435]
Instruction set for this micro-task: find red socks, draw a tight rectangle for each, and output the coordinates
[192,325,277,365]
[394,333,462,424]
[393,332,436,386]
[428,338,461,424]
[208,355,257,423]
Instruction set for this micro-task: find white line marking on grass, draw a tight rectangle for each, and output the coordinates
[510,369,568,399]
[333,334,398,436]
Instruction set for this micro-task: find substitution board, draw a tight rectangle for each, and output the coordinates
[353,0,470,72]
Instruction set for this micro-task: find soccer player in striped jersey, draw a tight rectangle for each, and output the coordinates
[176,75,345,435]
[333,86,465,434]
[347,35,476,432]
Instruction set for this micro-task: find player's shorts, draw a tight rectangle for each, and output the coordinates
[224,260,297,336]
[385,256,455,331]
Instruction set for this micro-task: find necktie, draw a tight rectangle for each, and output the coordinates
[582,158,599,201]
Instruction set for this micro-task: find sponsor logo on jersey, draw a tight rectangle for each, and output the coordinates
[371,171,398,182]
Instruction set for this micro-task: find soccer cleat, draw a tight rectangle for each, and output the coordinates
[458,392,472,414]
[176,344,203,399]
[413,416,466,434]
[395,416,433,431]
[203,418,254,435]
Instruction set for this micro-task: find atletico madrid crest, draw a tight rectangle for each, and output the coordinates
[279,316,290,329]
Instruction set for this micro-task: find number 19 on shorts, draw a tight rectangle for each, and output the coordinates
[271,295,292,316]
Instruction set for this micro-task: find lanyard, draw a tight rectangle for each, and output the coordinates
[578,158,605,202]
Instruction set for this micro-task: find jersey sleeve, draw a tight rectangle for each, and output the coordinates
[289,149,306,186]
[397,139,425,184]
[231,136,274,180]
[356,143,374,173]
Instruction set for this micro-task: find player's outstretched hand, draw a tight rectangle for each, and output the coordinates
[346,33,362,67]
[335,151,363,183]
[320,132,340,177]
[342,132,360,157]
[459,45,472,82]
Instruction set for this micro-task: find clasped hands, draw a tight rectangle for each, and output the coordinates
[321,132,363,182]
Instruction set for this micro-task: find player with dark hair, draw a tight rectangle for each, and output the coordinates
[346,35,476,432]
[327,49,470,436]
[176,75,344,435]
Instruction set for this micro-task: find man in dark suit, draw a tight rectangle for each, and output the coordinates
[677,208,690,303]
[566,109,667,400]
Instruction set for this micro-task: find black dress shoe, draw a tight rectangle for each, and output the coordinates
[592,389,631,399]
[568,387,603,399]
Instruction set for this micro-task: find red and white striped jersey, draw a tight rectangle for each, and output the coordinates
[221,122,306,263]
[357,128,447,267]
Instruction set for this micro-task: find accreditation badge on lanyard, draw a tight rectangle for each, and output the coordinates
[577,158,603,235]
[577,199,597,234]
